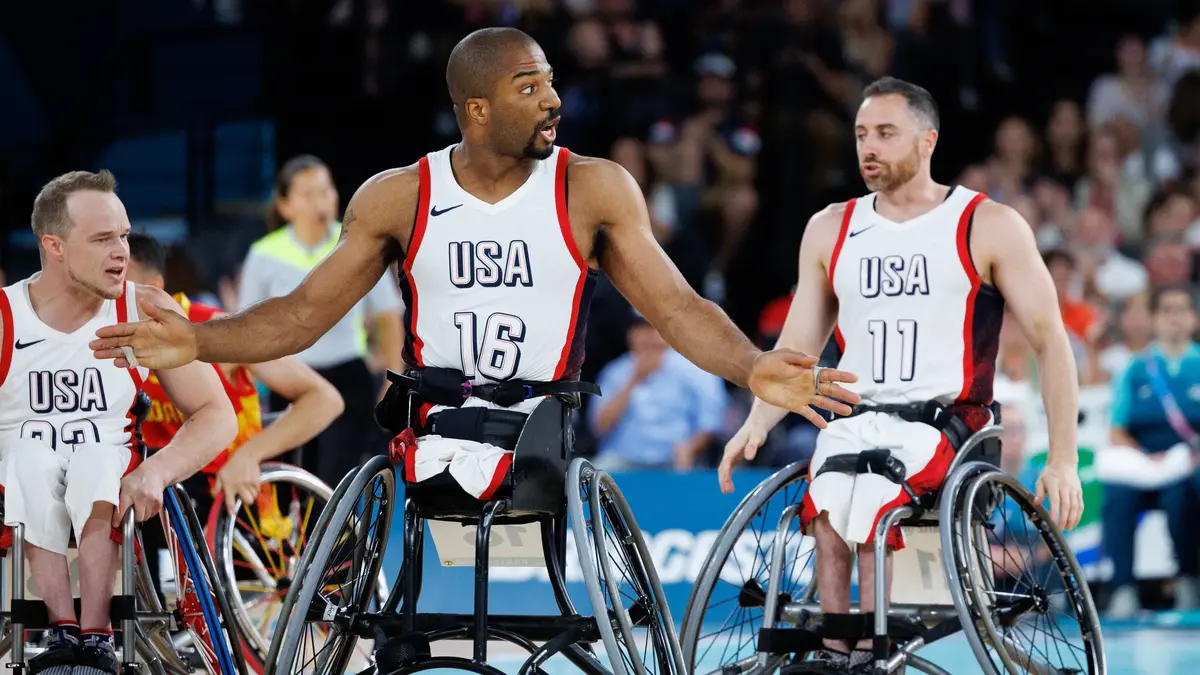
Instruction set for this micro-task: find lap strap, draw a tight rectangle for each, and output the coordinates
[426,408,529,449]
[468,379,601,407]
[843,400,975,451]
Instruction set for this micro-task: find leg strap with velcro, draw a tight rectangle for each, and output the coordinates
[813,449,920,504]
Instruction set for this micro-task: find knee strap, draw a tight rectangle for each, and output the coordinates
[814,449,920,505]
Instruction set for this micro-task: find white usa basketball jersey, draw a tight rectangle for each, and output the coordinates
[0,278,148,452]
[829,187,1004,411]
[401,145,595,384]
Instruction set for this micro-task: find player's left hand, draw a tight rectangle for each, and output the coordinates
[112,464,170,527]
[1034,461,1083,531]
[748,349,861,428]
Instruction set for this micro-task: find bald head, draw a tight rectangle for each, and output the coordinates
[447,28,540,111]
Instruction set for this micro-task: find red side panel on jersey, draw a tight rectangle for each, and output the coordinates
[827,199,855,352]
[553,147,592,380]
[402,157,432,367]
[0,290,13,388]
[954,193,1003,424]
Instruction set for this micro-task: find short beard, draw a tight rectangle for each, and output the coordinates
[69,266,121,300]
[863,143,921,193]
[522,134,555,160]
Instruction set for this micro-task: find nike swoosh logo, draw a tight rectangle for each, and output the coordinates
[430,204,463,217]
[847,225,876,238]
[15,339,46,350]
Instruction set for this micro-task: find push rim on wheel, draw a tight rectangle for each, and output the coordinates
[951,467,1105,675]
[211,463,335,663]
[270,456,394,675]
[567,458,686,675]
[679,461,814,674]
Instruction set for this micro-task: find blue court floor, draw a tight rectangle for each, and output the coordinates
[468,619,1200,674]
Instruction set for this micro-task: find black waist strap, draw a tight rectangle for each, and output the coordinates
[469,380,601,407]
[844,400,975,451]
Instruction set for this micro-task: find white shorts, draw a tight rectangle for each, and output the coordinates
[0,439,135,555]
[800,412,954,551]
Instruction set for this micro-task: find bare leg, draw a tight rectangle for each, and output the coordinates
[855,542,893,650]
[813,512,855,652]
[77,502,119,631]
[27,545,76,624]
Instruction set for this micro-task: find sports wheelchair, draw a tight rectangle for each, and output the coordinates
[681,404,1106,675]
[0,485,248,674]
[265,370,686,675]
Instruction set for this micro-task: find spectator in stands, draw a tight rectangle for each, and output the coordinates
[1099,291,1153,381]
[590,312,729,471]
[1075,126,1153,241]
[1088,34,1168,135]
[238,154,404,489]
[1142,236,1194,287]
[1042,99,1086,190]
[1072,206,1147,301]
[1044,249,1100,347]
[986,116,1038,203]
[1104,284,1200,619]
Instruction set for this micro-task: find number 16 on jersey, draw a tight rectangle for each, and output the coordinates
[454,312,527,381]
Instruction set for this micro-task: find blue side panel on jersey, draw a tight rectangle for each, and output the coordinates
[164,488,238,675]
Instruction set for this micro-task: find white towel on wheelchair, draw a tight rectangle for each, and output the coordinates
[405,397,544,499]
[1095,442,1193,490]
[408,436,513,499]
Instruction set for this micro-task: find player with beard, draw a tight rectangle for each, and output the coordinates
[718,77,1084,667]
[90,27,859,486]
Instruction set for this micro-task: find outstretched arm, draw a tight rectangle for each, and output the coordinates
[91,168,416,369]
[743,206,844,433]
[976,200,1082,529]
[586,159,762,386]
[193,171,411,363]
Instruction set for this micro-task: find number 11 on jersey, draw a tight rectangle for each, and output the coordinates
[866,319,918,383]
[454,312,527,381]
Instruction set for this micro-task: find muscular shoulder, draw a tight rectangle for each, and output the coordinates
[564,153,640,213]
[339,163,423,255]
[801,201,851,253]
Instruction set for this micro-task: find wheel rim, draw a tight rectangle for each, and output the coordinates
[957,470,1105,675]
[280,462,393,675]
[216,465,334,660]
[681,462,813,674]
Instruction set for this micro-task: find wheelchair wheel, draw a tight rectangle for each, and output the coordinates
[679,461,814,674]
[567,458,686,675]
[209,461,390,670]
[268,456,394,675]
[944,464,1106,675]
[164,484,250,675]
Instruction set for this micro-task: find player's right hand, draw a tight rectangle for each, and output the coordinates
[718,421,769,494]
[90,298,198,370]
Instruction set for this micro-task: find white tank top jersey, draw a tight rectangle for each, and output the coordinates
[401,145,596,385]
[829,187,1004,418]
[0,278,148,452]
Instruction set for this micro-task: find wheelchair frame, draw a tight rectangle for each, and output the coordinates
[266,392,685,675]
[681,424,1106,675]
[1,484,247,675]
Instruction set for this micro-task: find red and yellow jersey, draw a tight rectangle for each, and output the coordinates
[142,294,263,474]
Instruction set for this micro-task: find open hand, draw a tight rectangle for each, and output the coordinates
[748,349,861,428]
[90,298,199,370]
[1033,461,1084,531]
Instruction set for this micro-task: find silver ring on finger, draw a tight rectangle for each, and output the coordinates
[812,365,824,394]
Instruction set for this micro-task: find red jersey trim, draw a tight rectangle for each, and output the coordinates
[552,147,587,380]
[0,290,13,388]
[828,199,855,352]
[404,157,433,367]
[116,284,144,390]
[955,193,988,402]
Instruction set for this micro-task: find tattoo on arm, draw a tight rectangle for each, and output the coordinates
[338,208,358,243]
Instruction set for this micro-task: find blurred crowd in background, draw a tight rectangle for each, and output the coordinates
[8,0,1200,615]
